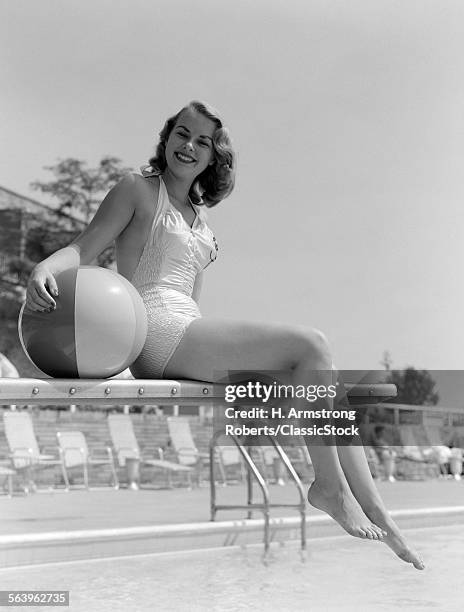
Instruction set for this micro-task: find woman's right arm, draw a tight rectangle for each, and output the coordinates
[25,174,139,312]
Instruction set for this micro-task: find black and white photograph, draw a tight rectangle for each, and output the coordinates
[1,1,464,610]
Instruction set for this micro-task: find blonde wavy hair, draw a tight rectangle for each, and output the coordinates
[146,100,236,207]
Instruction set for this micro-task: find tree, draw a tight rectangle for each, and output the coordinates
[386,367,439,406]
[30,156,133,268]
[31,156,133,223]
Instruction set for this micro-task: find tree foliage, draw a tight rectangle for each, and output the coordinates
[30,156,133,224]
[386,367,439,406]
[30,156,133,268]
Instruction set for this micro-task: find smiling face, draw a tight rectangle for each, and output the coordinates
[164,108,216,180]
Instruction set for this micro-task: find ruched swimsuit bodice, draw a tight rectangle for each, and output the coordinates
[129,175,218,378]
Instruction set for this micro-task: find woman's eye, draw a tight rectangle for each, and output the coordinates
[198,141,209,148]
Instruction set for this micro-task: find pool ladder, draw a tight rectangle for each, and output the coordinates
[209,430,307,555]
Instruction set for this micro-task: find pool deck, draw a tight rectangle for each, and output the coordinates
[1,479,464,533]
[1,479,464,568]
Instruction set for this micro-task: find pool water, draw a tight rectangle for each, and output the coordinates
[0,524,462,612]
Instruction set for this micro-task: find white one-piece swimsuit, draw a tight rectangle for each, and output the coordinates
[129,175,218,379]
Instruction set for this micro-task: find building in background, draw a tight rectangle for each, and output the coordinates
[0,185,84,286]
[0,185,84,375]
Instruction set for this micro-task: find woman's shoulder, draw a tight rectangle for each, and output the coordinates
[118,172,160,202]
[121,171,157,188]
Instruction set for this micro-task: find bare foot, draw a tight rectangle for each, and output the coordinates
[307,480,385,540]
[364,506,425,570]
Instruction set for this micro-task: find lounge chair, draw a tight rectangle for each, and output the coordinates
[216,445,246,484]
[3,410,69,492]
[166,417,210,485]
[56,430,119,490]
[107,414,193,488]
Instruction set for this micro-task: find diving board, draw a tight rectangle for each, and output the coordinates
[0,379,397,406]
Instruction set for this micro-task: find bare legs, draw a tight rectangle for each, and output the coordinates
[336,442,424,569]
[162,317,424,569]
[326,378,424,569]
[290,347,384,540]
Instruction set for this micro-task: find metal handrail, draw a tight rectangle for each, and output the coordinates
[210,428,307,555]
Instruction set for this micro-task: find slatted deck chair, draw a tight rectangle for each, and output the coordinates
[166,417,210,485]
[216,445,246,484]
[108,414,193,488]
[3,410,69,492]
[56,431,119,490]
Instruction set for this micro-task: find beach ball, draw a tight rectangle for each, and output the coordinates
[18,266,147,378]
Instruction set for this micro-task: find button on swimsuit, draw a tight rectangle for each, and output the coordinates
[129,175,218,379]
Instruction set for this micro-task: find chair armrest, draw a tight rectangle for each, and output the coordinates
[89,446,114,459]
[138,447,164,461]
[10,446,33,454]
[40,445,61,459]
[9,447,34,460]
[176,447,210,464]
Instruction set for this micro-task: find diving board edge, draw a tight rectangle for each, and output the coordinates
[0,378,396,406]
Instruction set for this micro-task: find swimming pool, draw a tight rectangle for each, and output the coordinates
[0,523,462,612]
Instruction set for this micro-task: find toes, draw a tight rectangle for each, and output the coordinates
[356,526,383,540]
[367,527,379,540]
[371,525,384,539]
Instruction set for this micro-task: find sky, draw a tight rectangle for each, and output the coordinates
[1,0,464,375]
